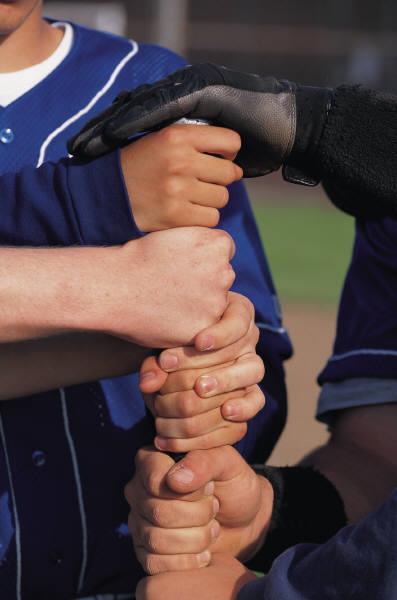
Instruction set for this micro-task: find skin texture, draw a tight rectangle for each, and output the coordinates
[0,228,235,348]
[0,334,150,401]
[120,125,243,232]
[136,553,257,600]
[125,446,273,575]
[127,404,397,586]
[303,404,397,523]
[0,2,248,400]
[139,293,266,452]
[0,0,62,69]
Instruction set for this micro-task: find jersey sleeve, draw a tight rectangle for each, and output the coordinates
[0,151,139,246]
[238,490,397,600]
[317,215,397,421]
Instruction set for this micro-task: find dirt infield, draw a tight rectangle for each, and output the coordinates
[268,302,337,466]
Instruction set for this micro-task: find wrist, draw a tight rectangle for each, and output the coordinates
[74,243,138,337]
[49,246,122,335]
[283,86,334,186]
[237,475,274,563]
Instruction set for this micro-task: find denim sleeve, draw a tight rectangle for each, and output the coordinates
[238,490,397,600]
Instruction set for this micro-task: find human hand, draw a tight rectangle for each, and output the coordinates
[136,553,256,600]
[68,63,331,183]
[139,293,265,452]
[94,227,235,348]
[125,445,273,574]
[119,124,243,232]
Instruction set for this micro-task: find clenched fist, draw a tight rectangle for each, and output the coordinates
[94,227,236,348]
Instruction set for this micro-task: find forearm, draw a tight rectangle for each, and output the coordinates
[302,404,397,523]
[0,245,119,342]
[0,333,150,400]
[246,404,397,574]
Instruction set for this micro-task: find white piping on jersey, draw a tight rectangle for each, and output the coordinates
[0,414,22,600]
[60,388,88,594]
[257,322,287,335]
[36,39,139,167]
[329,348,397,362]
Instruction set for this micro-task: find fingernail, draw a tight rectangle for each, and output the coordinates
[204,481,215,496]
[198,550,211,566]
[223,403,241,419]
[140,371,157,382]
[154,436,168,450]
[168,463,195,484]
[213,497,220,516]
[211,520,220,540]
[160,352,178,371]
[198,335,215,351]
[198,376,217,395]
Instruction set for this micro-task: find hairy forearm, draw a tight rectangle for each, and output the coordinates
[0,333,150,400]
[0,245,119,342]
[302,405,397,522]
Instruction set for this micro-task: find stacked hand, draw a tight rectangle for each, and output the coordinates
[140,292,265,452]
[71,78,273,598]
[126,445,273,599]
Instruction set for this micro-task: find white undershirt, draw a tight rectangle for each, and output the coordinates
[0,22,73,107]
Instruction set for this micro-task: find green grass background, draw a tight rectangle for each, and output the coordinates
[251,201,355,305]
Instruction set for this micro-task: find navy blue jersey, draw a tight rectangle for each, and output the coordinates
[238,489,397,600]
[0,22,292,598]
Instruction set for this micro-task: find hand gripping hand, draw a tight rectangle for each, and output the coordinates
[68,63,332,182]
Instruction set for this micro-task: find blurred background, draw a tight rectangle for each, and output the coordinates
[44,0,392,464]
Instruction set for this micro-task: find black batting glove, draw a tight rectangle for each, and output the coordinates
[68,63,333,182]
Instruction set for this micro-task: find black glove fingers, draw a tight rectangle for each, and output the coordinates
[103,84,205,143]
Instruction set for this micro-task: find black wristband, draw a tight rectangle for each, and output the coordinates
[246,465,347,573]
[283,86,333,186]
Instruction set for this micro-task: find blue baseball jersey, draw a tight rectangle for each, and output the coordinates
[317,216,397,421]
[238,489,397,600]
[0,22,292,598]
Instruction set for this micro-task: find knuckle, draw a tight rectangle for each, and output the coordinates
[201,525,214,549]
[216,229,233,253]
[179,393,197,418]
[229,130,242,152]
[163,176,183,199]
[207,209,220,228]
[228,422,248,444]
[150,503,168,527]
[144,554,163,576]
[252,323,260,346]
[225,161,238,182]
[255,357,266,381]
[218,186,230,207]
[183,416,200,438]
[224,264,236,288]
[143,529,160,553]
[237,422,248,439]
[123,480,135,505]
[257,389,266,410]
[160,125,184,147]
[146,472,162,496]
[212,297,228,321]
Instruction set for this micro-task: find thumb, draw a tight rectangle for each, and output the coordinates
[139,355,168,394]
[166,445,244,494]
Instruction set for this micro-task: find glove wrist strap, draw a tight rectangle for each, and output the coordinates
[283,86,334,186]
